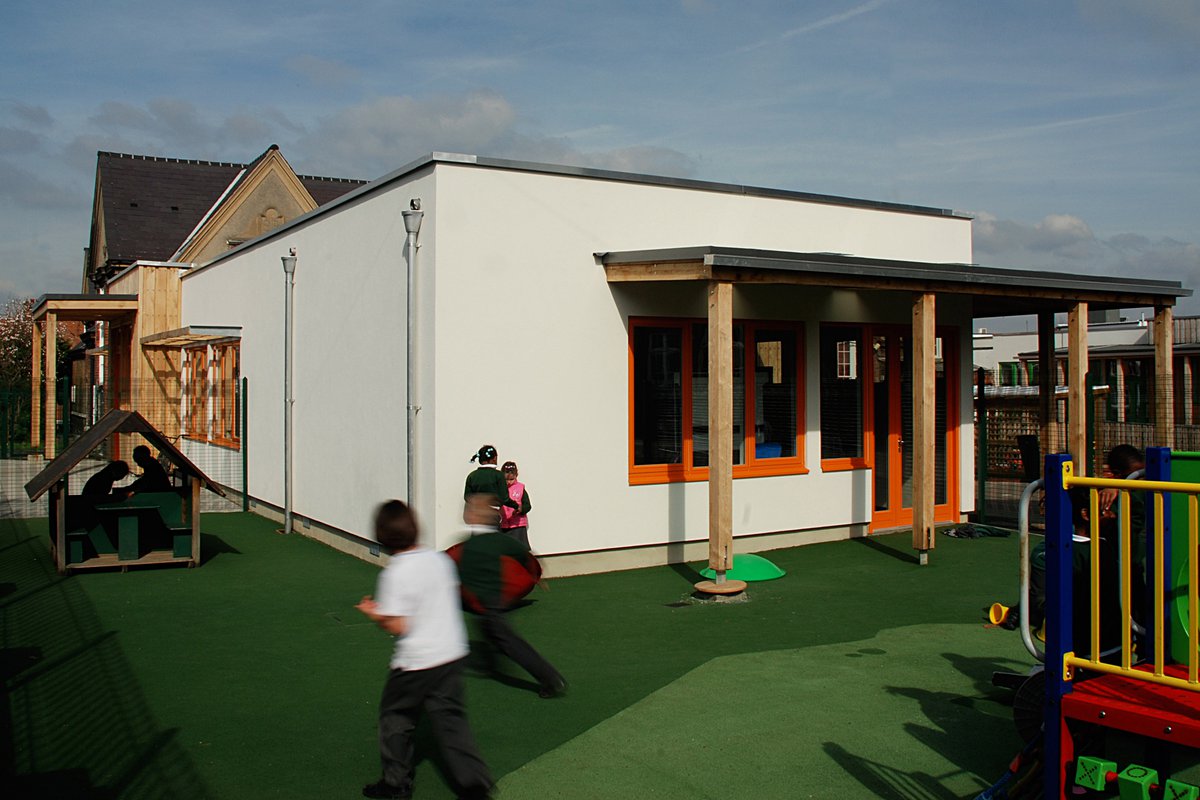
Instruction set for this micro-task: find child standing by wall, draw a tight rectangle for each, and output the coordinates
[499,461,532,550]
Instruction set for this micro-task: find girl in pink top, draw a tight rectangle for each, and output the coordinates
[499,461,532,551]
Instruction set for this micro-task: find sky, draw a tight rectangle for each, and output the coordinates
[1,0,1198,324]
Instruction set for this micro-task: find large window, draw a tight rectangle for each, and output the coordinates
[819,325,865,467]
[629,318,806,484]
[184,341,241,449]
[212,342,241,447]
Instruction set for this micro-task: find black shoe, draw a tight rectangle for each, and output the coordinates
[363,779,411,799]
[538,678,568,699]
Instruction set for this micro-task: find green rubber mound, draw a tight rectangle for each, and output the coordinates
[699,553,786,582]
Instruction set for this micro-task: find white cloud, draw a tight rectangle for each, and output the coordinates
[734,0,891,53]
[972,212,1096,261]
[294,91,697,180]
[973,210,1200,314]
[295,91,516,177]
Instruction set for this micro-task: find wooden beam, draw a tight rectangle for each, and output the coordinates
[1067,303,1088,469]
[32,296,139,320]
[1038,311,1056,458]
[604,262,710,282]
[912,293,936,562]
[1155,305,1175,448]
[31,319,41,454]
[708,280,734,575]
[44,310,57,460]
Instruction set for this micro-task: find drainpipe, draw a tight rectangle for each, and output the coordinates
[281,249,297,534]
[402,200,423,506]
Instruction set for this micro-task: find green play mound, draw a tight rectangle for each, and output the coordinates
[699,552,786,582]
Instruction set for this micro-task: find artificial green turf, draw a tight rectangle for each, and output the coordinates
[3,512,1032,799]
[500,624,1025,799]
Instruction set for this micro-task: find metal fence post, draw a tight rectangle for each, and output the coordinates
[1086,371,1096,476]
[976,367,988,524]
[242,376,249,513]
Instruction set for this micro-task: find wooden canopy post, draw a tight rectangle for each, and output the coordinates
[190,476,202,565]
[912,292,936,564]
[31,319,42,455]
[1155,305,1175,449]
[1067,302,1088,469]
[695,280,744,596]
[1038,311,1056,457]
[43,310,57,460]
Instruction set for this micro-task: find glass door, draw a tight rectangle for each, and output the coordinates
[870,328,956,531]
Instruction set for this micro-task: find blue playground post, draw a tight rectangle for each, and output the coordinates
[1043,452,1074,800]
[1145,446,1171,662]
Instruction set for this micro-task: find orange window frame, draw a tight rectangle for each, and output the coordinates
[628,317,808,485]
[211,342,240,449]
[184,347,208,440]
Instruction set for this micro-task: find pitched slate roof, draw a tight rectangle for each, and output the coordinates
[93,146,365,266]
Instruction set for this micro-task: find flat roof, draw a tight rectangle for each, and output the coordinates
[190,152,968,277]
[32,294,139,322]
[141,325,241,347]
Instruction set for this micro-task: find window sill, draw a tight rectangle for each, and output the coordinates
[630,463,810,486]
[183,433,241,452]
[821,458,870,472]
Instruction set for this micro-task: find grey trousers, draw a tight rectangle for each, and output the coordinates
[378,657,492,798]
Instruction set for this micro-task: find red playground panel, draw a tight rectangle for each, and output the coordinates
[1063,665,1200,749]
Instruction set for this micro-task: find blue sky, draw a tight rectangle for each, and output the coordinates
[2,0,1198,319]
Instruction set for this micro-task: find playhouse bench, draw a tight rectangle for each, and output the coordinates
[67,490,189,564]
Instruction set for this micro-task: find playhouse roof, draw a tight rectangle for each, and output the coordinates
[24,409,226,501]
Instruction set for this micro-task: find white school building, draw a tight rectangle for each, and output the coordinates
[36,153,1188,576]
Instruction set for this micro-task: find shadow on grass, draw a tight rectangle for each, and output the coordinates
[941,650,1038,699]
[199,532,241,563]
[0,518,212,799]
[823,741,965,799]
[668,561,705,585]
[853,534,920,565]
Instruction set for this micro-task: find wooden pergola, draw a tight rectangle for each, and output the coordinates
[30,294,138,460]
[600,247,1190,574]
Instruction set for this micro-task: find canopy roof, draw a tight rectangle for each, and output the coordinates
[599,246,1191,318]
[25,409,226,501]
[32,294,138,323]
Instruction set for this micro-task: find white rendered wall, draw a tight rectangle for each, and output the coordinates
[180,160,977,560]
[426,165,974,555]
[181,171,435,542]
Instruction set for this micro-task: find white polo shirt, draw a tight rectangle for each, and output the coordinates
[374,546,468,671]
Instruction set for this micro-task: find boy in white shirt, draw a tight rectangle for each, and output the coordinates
[356,500,492,800]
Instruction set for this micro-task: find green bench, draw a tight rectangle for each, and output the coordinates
[67,490,189,564]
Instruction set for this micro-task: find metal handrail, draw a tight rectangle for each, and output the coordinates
[1061,464,1200,691]
[1017,478,1045,661]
